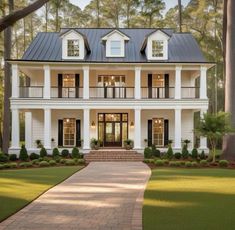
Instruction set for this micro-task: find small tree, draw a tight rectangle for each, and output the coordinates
[196,112,233,162]
[19,145,29,161]
[71,147,80,159]
[40,147,47,158]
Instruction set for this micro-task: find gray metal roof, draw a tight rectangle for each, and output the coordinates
[21,28,207,63]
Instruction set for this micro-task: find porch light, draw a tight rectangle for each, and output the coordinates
[66,118,70,123]
[130,122,134,127]
[91,121,96,128]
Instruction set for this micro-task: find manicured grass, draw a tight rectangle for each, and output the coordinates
[143,168,235,230]
[0,166,82,222]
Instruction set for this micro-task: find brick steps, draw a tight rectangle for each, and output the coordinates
[85,150,144,162]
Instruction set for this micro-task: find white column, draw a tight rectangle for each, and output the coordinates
[174,108,182,149]
[200,109,207,149]
[12,64,19,98]
[134,108,141,149]
[83,66,89,99]
[135,67,141,99]
[83,109,90,149]
[25,112,32,149]
[44,65,51,99]
[44,108,51,149]
[175,66,182,99]
[200,66,207,99]
[11,108,20,148]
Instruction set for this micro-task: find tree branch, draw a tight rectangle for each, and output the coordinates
[0,0,50,32]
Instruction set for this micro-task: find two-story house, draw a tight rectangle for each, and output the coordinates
[9,28,213,154]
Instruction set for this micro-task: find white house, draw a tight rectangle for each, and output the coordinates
[8,28,213,153]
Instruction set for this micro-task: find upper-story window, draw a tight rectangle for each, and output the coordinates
[152,40,164,58]
[67,40,80,57]
[110,41,121,56]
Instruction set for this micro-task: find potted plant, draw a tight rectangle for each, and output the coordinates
[124,139,134,150]
[35,139,43,148]
[90,138,100,150]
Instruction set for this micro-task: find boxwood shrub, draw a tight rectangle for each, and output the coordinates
[19,145,29,161]
[61,149,69,158]
[60,159,66,164]
[40,147,47,158]
[144,147,152,159]
[174,152,181,159]
[169,161,181,167]
[219,160,229,168]
[191,162,198,167]
[191,148,198,159]
[185,161,192,167]
[152,145,161,158]
[49,160,57,166]
[0,153,9,163]
[65,159,76,166]
[162,159,169,165]
[39,161,50,167]
[9,154,17,161]
[200,160,208,166]
[0,164,4,169]
[19,162,32,168]
[9,163,17,168]
[52,148,60,158]
[166,146,174,159]
[71,147,80,159]
[29,152,39,160]
[200,150,206,159]
[155,159,164,166]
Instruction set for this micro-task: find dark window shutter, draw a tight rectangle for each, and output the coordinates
[165,74,169,98]
[76,120,81,147]
[58,119,63,146]
[75,74,80,98]
[148,74,152,98]
[147,120,152,147]
[58,74,63,98]
[164,119,169,147]
[26,76,31,87]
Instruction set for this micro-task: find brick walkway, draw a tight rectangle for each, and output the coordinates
[0,162,151,230]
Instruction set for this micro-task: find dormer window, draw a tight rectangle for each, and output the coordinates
[67,39,80,57]
[101,29,130,58]
[110,41,121,56]
[152,40,164,58]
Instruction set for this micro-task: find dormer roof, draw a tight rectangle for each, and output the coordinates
[101,29,130,41]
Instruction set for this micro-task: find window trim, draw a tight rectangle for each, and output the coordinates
[110,40,122,56]
[63,118,76,147]
[152,40,164,58]
[67,39,80,57]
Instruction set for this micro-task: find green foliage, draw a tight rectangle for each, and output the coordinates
[19,162,32,168]
[40,148,47,158]
[61,149,69,158]
[32,159,40,165]
[185,161,192,167]
[162,159,169,165]
[52,148,60,158]
[169,161,181,167]
[166,146,174,159]
[124,139,134,150]
[65,159,76,166]
[219,160,229,168]
[9,154,17,161]
[200,150,206,159]
[29,152,39,160]
[54,156,61,163]
[200,160,208,166]
[39,161,50,167]
[0,153,9,163]
[19,145,29,161]
[49,160,57,166]
[155,159,164,166]
[60,159,66,164]
[196,112,233,162]
[71,147,80,159]
[152,145,161,157]
[143,159,154,164]
[191,148,198,159]
[76,159,85,165]
[174,152,181,159]
[9,163,17,168]
[191,162,198,167]
[144,147,152,159]
[182,145,189,159]
[0,164,4,169]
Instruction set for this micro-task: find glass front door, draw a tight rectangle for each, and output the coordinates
[98,113,128,147]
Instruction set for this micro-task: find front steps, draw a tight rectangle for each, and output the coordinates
[84,150,144,163]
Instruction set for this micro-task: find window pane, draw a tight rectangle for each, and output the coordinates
[152,40,164,57]
[63,118,76,146]
[110,41,121,55]
[67,40,80,57]
[152,118,164,147]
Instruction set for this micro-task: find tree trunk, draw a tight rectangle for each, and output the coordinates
[96,0,100,28]
[178,0,182,32]
[2,0,13,154]
[223,0,235,160]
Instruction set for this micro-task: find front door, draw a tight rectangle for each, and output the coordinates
[98,113,128,147]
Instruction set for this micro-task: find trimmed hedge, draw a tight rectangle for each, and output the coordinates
[40,147,47,158]
[29,152,39,160]
[219,160,229,168]
[71,147,80,159]
[200,160,208,166]
[155,159,164,166]
[49,160,57,166]
[52,148,60,158]
[39,161,50,167]
[65,159,76,166]
[61,149,69,158]
[174,152,181,159]
[0,154,9,163]
[9,154,17,161]
[144,147,152,159]
[19,145,29,161]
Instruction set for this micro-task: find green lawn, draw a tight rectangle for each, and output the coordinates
[0,166,82,222]
[143,168,235,230]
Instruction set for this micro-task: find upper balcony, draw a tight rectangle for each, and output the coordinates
[11,64,207,101]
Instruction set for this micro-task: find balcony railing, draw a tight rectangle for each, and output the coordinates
[18,86,200,99]
[51,87,83,98]
[181,87,200,99]
[19,86,43,98]
[141,87,175,99]
[90,87,135,99]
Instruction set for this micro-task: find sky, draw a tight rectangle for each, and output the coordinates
[69,0,191,13]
